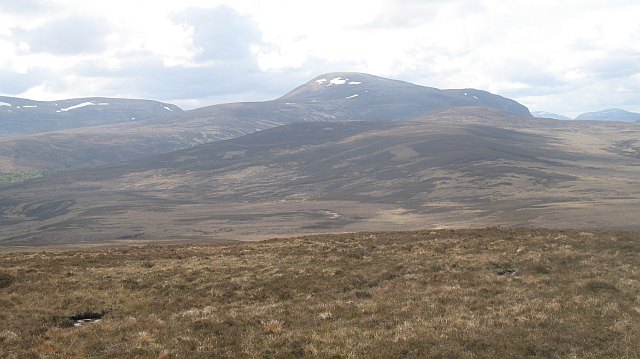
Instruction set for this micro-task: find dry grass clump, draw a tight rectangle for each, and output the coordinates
[1,228,639,358]
[0,271,15,289]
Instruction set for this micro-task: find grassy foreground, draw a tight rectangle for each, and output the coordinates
[1,228,639,358]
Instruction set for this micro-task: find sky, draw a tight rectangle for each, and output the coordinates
[0,0,638,118]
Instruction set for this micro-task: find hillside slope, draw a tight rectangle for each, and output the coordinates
[1,108,638,246]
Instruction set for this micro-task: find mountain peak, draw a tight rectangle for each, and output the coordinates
[279,72,531,118]
[280,72,415,101]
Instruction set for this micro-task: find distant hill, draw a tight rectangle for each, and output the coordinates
[0,72,532,172]
[575,108,640,122]
[0,96,182,136]
[532,111,572,120]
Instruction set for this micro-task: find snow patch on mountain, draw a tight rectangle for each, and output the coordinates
[348,81,362,85]
[329,77,347,85]
[345,94,359,99]
[163,106,173,111]
[315,78,327,84]
[0,102,11,107]
[58,102,96,112]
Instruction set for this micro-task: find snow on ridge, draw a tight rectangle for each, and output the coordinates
[58,102,96,112]
[473,95,479,100]
[22,105,38,108]
[163,106,173,112]
[0,102,11,107]
[97,102,109,106]
[345,94,359,99]
[348,81,362,85]
[329,77,347,85]
[315,78,327,84]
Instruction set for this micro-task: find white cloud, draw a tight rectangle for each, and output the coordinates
[0,0,638,116]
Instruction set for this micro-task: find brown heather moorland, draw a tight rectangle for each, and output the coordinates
[1,228,639,358]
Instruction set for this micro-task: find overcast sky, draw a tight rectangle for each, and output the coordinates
[0,0,638,117]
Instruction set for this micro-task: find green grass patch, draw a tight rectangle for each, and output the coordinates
[0,169,56,186]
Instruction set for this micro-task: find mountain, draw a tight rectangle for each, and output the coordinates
[0,96,182,137]
[576,108,640,122]
[0,72,531,172]
[532,111,572,120]
[1,107,638,247]
[277,72,532,119]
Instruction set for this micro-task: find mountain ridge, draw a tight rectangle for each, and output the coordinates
[576,108,640,122]
[277,72,532,118]
[0,72,533,172]
[0,96,182,136]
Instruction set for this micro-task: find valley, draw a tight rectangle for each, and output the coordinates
[1,104,639,248]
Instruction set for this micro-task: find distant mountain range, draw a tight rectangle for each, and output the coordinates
[1,72,639,246]
[0,72,532,172]
[531,111,572,120]
[576,108,640,122]
[533,108,640,122]
[0,96,182,136]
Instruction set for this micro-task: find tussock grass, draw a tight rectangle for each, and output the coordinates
[1,228,639,358]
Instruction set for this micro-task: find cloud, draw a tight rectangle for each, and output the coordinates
[0,0,58,14]
[365,0,484,29]
[174,6,261,62]
[582,54,640,80]
[0,0,639,116]
[70,50,310,108]
[0,67,51,94]
[13,16,111,55]
[69,6,291,106]
[82,53,259,97]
